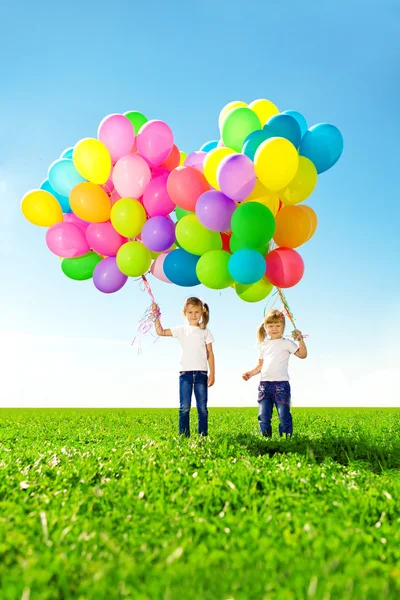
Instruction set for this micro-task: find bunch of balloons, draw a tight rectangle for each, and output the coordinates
[21,98,343,303]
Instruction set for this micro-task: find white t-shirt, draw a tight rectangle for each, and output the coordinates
[171,326,214,372]
[258,337,298,381]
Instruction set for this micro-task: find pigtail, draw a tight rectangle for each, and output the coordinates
[202,302,210,329]
[257,323,267,343]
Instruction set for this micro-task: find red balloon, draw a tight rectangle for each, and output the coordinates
[221,232,232,253]
[167,166,210,211]
[265,247,304,288]
[160,145,180,171]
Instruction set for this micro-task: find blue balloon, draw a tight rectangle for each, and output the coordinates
[266,115,302,149]
[281,110,308,137]
[228,249,265,285]
[200,140,219,152]
[242,128,275,162]
[60,147,74,159]
[163,249,200,287]
[300,123,343,174]
[40,179,72,213]
[48,159,86,198]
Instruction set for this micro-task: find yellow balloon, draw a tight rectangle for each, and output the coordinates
[244,194,280,216]
[179,151,188,166]
[255,138,299,192]
[203,147,235,189]
[249,99,279,126]
[218,101,247,129]
[73,138,112,185]
[21,190,63,227]
[301,205,318,240]
[280,157,318,205]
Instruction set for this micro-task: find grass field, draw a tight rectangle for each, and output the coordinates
[0,408,399,600]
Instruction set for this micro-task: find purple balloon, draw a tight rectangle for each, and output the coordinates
[217,154,256,202]
[141,216,176,252]
[93,257,128,294]
[195,190,236,232]
[184,151,207,173]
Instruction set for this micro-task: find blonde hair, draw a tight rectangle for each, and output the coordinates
[257,309,285,343]
[183,297,210,329]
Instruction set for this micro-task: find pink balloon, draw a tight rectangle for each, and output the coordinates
[103,169,114,194]
[86,222,127,256]
[110,189,121,206]
[184,151,206,173]
[112,154,151,198]
[150,252,172,283]
[98,114,135,163]
[137,120,174,166]
[151,166,169,179]
[217,154,256,202]
[265,247,305,288]
[143,174,175,217]
[46,222,90,258]
[63,212,89,233]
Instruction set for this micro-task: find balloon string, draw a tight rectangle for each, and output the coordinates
[131,274,160,352]
[264,287,308,341]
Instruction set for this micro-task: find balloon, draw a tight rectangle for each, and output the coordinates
[229,233,269,256]
[151,166,169,180]
[40,179,71,213]
[217,154,256,202]
[221,107,261,152]
[265,247,304,288]
[73,138,112,184]
[110,188,122,206]
[175,206,193,220]
[217,139,225,147]
[221,232,232,253]
[301,205,318,240]
[235,277,274,303]
[137,120,174,166]
[167,166,210,211]
[21,190,63,227]
[61,251,102,280]
[266,114,302,149]
[60,147,73,159]
[123,110,148,135]
[273,205,313,248]
[196,190,236,232]
[110,198,146,238]
[300,124,343,174]
[70,183,111,223]
[218,101,247,128]
[280,157,318,205]
[242,129,275,162]
[176,214,222,256]
[112,154,151,198]
[184,151,206,173]
[243,193,280,217]
[63,212,89,234]
[46,222,90,258]
[281,110,308,137]
[231,202,275,248]
[163,249,200,287]
[143,173,175,216]
[103,173,114,194]
[98,114,135,164]
[150,252,172,283]
[160,145,180,171]
[141,216,176,252]
[93,257,128,293]
[116,241,151,277]
[203,147,235,190]
[48,159,86,197]
[228,249,266,285]
[248,99,279,126]
[200,140,218,152]
[86,222,126,256]
[196,250,234,289]
[254,138,299,191]
[179,152,188,166]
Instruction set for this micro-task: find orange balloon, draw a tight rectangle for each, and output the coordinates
[160,145,180,171]
[70,182,111,223]
[273,205,312,248]
[301,205,318,240]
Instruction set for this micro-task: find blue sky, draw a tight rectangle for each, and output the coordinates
[1,0,399,408]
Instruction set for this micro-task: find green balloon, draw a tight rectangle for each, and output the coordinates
[116,241,151,277]
[221,107,262,152]
[231,202,275,248]
[123,110,148,135]
[235,277,274,303]
[230,233,269,256]
[196,250,234,290]
[61,252,102,281]
[175,206,193,220]
[176,215,222,256]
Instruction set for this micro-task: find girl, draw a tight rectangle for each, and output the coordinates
[152,297,215,437]
[242,309,307,438]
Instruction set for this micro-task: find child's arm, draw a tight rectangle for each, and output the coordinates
[242,360,263,381]
[206,343,215,387]
[293,329,307,359]
[152,303,172,337]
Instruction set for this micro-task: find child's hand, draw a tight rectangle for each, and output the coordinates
[293,329,303,341]
[208,375,215,387]
[242,372,252,381]
[152,302,160,316]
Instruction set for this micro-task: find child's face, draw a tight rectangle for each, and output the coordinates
[185,304,202,325]
[266,320,284,339]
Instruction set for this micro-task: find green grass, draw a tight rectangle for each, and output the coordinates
[1,408,400,600]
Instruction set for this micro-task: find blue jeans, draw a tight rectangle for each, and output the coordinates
[179,371,208,437]
[257,381,293,437]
